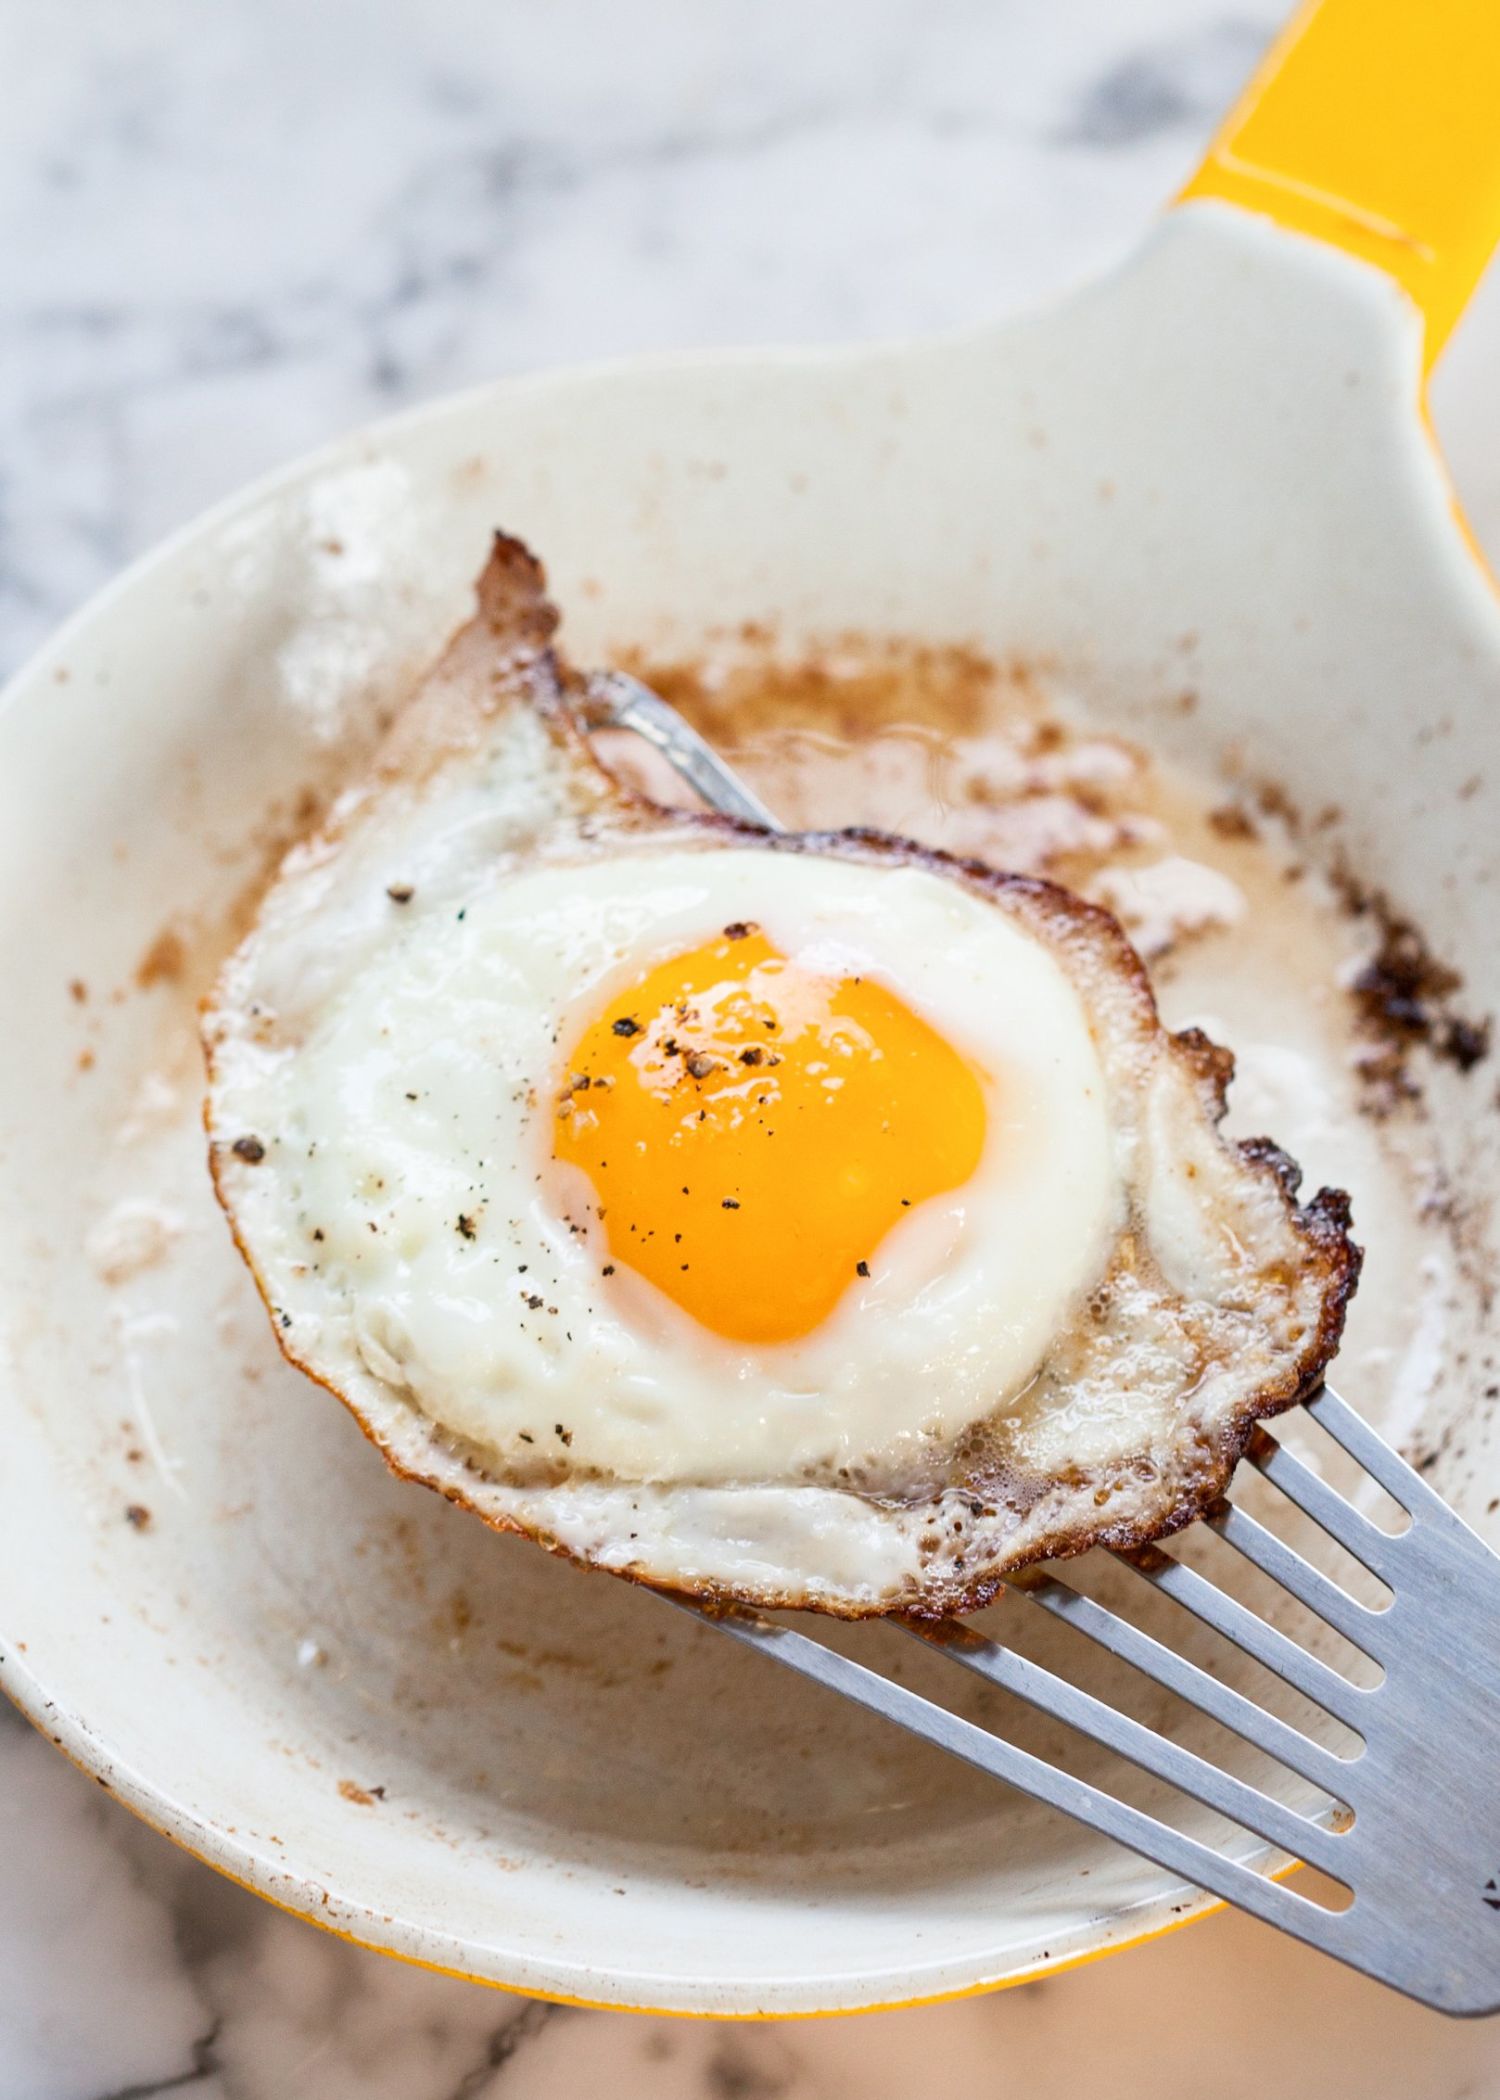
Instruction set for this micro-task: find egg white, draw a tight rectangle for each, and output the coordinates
[218,847,1114,1485]
[203,537,1357,1615]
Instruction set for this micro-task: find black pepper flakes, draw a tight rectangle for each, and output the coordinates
[386,883,415,904]
[856,1260,870,1278]
[723,922,756,940]
[602,1264,615,1275]
[231,1135,266,1163]
[456,1214,477,1240]
[124,1504,152,1531]
[685,1052,718,1080]
[739,1046,764,1066]
[612,1016,641,1037]
[721,1198,740,1210]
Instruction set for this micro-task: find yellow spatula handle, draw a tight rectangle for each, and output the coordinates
[1180,0,1500,368]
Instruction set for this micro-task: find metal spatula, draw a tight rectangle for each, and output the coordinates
[580,669,1500,2019]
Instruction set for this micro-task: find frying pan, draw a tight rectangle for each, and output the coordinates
[3,0,1500,2017]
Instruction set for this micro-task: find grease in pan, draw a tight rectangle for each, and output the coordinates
[202,536,1359,1617]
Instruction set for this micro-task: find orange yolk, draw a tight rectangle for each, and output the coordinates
[553,926,987,1344]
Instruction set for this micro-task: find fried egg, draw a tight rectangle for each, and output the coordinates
[202,536,1358,1617]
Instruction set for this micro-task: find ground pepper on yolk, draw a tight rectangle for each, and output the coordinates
[553,925,987,1343]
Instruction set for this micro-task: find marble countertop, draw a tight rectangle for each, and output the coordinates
[6,1,1500,2093]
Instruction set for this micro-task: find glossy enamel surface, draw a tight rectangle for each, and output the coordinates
[3,207,1500,2011]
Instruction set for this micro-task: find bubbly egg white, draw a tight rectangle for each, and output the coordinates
[233,848,1115,1485]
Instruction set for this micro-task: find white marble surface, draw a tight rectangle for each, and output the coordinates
[6,0,1500,2093]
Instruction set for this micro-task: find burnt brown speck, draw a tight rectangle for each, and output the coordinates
[1341,877,1492,1101]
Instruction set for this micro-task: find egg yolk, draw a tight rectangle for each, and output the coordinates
[553,926,987,1344]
